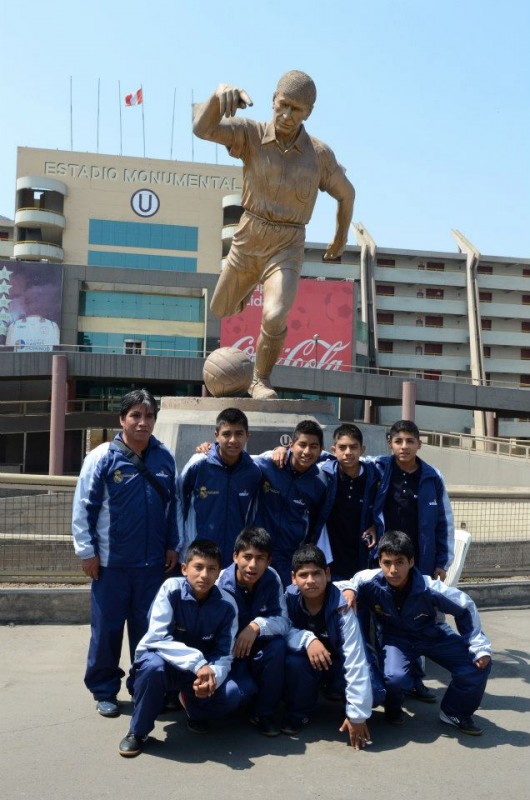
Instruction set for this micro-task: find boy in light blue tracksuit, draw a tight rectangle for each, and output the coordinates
[178,408,262,567]
[282,544,373,750]
[217,527,290,736]
[352,531,491,736]
[119,539,243,757]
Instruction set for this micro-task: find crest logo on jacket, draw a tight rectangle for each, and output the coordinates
[113,470,123,483]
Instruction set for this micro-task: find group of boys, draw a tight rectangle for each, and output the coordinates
[72,390,492,760]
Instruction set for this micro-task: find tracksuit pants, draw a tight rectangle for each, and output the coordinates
[230,635,286,717]
[382,624,491,717]
[84,565,164,700]
[284,649,346,720]
[130,652,243,737]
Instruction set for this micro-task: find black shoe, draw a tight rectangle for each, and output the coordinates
[97,698,120,717]
[384,708,405,725]
[440,710,483,736]
[187,718,209,734]
[249,714,281,737]
[119,731,147,757]
[280,715,310,736]
[405,683,437,703]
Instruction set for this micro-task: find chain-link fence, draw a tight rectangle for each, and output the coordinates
[0,475,529,581]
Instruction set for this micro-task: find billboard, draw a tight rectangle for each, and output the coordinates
[0,260,63,351]
[221,278,355,371]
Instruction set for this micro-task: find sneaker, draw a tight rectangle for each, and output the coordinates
[405,683,437,704]
[187,718,209,734]
[119,731,147,757]
[280,715,310,736]
[440,710,483,736]
[96,698,120,717]
[249,714,281,737]
[384,708,405,725]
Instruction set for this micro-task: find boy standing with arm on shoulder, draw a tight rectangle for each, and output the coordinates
[253,420,331,587]
[352,531,491,735]
[178,408,262,567]
[283,544,373,750]
[119,539,242,757]
[217,527,289,737]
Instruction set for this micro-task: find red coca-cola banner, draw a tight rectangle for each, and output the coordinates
[220,278,355,371]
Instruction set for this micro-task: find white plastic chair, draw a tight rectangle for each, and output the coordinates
[444,529,472,587]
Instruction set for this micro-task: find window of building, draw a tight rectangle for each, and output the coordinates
[520,375,530,387]
[477,265,493,274]
[425,315,444,327]
[523,269,530,277]
[416,317,424,326]
[481,318,492,330]
[425,343,443,356]
[378,340,394,353]
[377,312,394,324]
[377,258,395,267]
[124,340,145,355]
[521,348,530,360]
[523,295,530,305]
[522,321,530,333]
[88,251,197,272]
[479,291,492,303]
[415,345,423,355]
[88,219,198,251]
[376,284,395,296]
[426,262,445,271]
[483,346,491,358]
[0,231,8,240]
[423,370,442,381]
[426,287,444,300]
[79,291,204,322]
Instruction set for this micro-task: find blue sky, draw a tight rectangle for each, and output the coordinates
[3,0,529,257]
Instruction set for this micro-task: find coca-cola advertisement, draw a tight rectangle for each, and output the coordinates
[220,278,355,371]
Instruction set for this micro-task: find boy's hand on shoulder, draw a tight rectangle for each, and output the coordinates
[339,719,372,750]
[474,655,491,670]
[193,665,217,697]
[271,446,288,468]
[233,623,260,658]
[340,589,356,611]
[306,639,332,671]
[195,441,212,454]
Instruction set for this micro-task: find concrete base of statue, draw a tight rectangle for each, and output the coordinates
[154,396,340,472]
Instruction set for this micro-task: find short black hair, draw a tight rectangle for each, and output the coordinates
[291,543,327,573]
[234,526,273,556]
[215,407,249,433]
[292,419,323,448]
[333,423,363,445]
[387,419,420,441]
[378,530,415,561]
[119,389,158,419]
[184,538,222,567]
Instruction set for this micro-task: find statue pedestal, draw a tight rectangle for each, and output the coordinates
[154,397,340,472]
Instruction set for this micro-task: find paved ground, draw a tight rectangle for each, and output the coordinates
[1,608,529,800]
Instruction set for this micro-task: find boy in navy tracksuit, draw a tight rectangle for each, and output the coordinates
[217,527,289,737]
[352,531,491,736]
[370,419,455,702]
[253,420,332,587]
[283,544,373,750]
[178,408,262,567]
[119,539,242,757]
[317,424,379,580]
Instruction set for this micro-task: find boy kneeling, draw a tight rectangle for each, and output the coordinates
[119,539,241,757]
[284,544,373,750]
[352,530,491,735]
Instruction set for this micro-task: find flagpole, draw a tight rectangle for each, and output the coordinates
[70,76,73,150]
[191,89,194,162]
[118,81,123,156]
[141,84,146,158]
[96,78,100,153]
[170,87,176,160]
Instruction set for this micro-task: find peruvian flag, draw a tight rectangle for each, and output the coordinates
[125,88,143,106]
